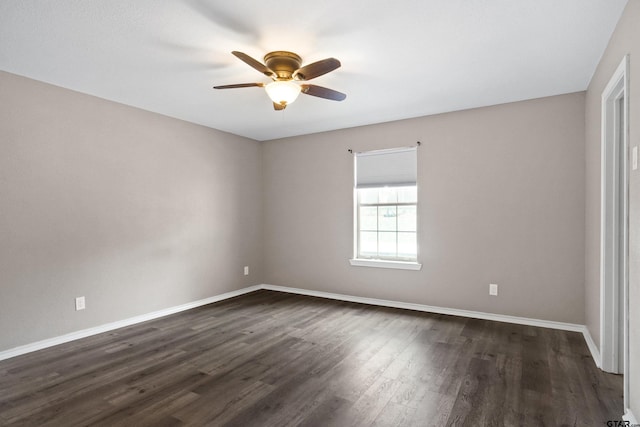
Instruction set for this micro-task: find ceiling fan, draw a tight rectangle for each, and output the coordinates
[214,51,346,110]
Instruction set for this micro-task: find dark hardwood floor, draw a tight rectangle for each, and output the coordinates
[0,290,622,426]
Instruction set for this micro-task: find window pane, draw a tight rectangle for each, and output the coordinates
[398,232,417,259]
[397,186,417,203]
[356,184,418,262]
[360,231,377,256]
[378,206,397,231]
[359,206,377,231]
[359,188,378,204]
[378,187,398,204]
[378,232,397,257]
[397,206,416,231]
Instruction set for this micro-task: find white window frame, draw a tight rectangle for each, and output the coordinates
[349,148,422,271]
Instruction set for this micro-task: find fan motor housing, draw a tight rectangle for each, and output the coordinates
[264,51,302,80]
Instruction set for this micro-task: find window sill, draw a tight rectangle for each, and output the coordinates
[349,259,422,271]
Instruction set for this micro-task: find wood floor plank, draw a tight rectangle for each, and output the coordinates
[0,290,623,426]
[297,395,353,427]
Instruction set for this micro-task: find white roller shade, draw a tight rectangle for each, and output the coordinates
[355,147,417,188]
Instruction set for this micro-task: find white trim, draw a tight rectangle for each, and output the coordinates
[0,285,261,362]
[623,409,638,424]
[599,55,630,413]
[582,327,602,368]
[262,284,601,365]
[600,54,629,373]
[261,284,585,331]
[0,283,602,371]
[349,259,422,270]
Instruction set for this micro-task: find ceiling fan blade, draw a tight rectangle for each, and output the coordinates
[294,58,341,81]
[301,84,346,101]
[213,83,265,89]
[232,51,275,77]
[273,102,286,111]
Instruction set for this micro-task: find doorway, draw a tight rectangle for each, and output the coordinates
[600,54,629,409]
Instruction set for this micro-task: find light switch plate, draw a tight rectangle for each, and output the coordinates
[633,146,638,171]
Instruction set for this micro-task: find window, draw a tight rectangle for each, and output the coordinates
[351,147,421,269]
[357,186,417,260]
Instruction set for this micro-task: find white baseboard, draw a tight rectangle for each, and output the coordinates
[623,408,638,424]
[0,285,261,362]
[0,283,602,370]
[582,327,602,368]
[261,284,585,331]
[261,284,601,366]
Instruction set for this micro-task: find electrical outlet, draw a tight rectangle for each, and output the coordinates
[489,284,498,296]
[244,266,249,276]
[75,296,86,311]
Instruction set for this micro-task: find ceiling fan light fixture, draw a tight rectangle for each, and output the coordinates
[214,51,346,110]
[265,80,301,106]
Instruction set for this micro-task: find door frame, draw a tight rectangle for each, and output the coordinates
[599,54,629,409]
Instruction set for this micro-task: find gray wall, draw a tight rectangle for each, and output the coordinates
[0,71,263,352]
[262,92,586,324]
[6,20,633,405]
[585,0,640,415]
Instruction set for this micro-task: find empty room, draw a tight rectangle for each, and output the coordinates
[1,1,638,425]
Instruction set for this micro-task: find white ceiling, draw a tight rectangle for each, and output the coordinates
[0,1,628,141]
